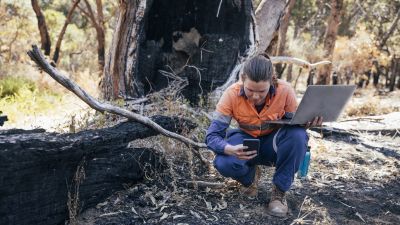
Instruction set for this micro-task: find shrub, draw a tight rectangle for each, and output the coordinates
[0,76,36,98]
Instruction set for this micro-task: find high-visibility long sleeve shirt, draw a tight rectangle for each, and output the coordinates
[206,80,298,154]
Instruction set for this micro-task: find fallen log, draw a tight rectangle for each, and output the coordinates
[0,116,193,225]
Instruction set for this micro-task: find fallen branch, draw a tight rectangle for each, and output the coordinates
[338,117,384,122]
[27,45,207,149]
[311,126,400,137]
[185,181,225,189]
[270,56,331,69]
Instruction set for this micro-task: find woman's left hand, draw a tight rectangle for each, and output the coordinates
[305,116,323,129]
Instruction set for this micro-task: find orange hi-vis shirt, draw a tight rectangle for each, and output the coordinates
[215,80,298,137]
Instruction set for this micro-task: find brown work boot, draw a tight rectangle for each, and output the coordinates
[267,184,288,217]
[240,166,261,197]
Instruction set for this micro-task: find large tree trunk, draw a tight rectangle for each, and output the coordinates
[317,0,343,84]
[275,0,296,78]
[31,0,51,56]
[102,0,254,104]
[0,116,194,225]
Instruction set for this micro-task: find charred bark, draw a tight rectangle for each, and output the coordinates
[0,116,195,225]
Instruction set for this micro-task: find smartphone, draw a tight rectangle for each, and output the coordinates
[243,139,260,153]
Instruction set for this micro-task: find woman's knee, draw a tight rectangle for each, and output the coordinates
[213,155,248,178]
[284,126,308,144]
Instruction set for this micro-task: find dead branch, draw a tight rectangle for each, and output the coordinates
[379,7,400,49]
[185,180,225,189]
[27,45,207,149]
[53,0,81,64]
[271,56,331,69]
[338,117,384,122]
[310,126,399,137]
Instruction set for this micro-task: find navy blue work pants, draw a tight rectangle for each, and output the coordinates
[213,126,308,192]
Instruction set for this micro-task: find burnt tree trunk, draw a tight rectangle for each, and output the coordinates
[0,116,194,225]
[101,0,254,104]
[317,0,343,84]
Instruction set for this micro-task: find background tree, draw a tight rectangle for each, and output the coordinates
[255,0,287,55]
[317,0,344,84]
[275,0,296,79]
[31,0,51,56]
[77,0,106,73]
[52,0,81,64]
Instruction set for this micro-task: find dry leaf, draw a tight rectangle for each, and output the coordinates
[190,210,202,219]
[355,212,366,223]
[159,205,168,212]
[147,193,157,206]
[173,215,186,219]
[216,200,227,211]
[160,212,169,221]
[203,198,213,211]
[96,201,108,208]
[131,207,138,215]
[113,197,121,205]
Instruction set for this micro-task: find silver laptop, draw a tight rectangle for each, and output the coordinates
[266,85,356,125]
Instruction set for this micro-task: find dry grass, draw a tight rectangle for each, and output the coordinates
[346,100,399,117]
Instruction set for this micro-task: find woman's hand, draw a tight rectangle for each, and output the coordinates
[224,144,257,160]
[305,116,323,129]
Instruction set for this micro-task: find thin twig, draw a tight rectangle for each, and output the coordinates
[185,180,225,189]
[216,0,223,18]
[271,56,331,69]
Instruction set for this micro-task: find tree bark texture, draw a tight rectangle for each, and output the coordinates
[102,0,253,105]
[255,0,286,54]
[0,116,194,225]
[95,0,106,73]
[389,57,400,92]
[379,7,400,51]
[317,0,343,84]
[275,0,296,78]
[53,0,81,64]
[31,0,51,56]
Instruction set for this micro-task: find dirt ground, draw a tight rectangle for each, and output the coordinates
[75,89,400,225]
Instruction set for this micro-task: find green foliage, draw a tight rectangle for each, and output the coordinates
[0,76,36,98]
[0,77,63,124]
